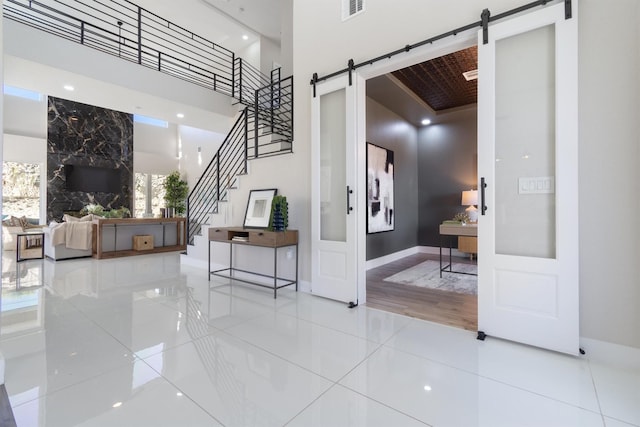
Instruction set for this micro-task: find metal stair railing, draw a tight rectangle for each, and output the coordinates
[186,74,294,244]
[250,75,294,159]
[233,57,271,105]
[186,108,251,245]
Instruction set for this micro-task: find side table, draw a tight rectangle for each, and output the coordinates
[16,231,45,262]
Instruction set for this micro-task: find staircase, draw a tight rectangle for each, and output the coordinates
[187,71,293,246]
[4,0,295,248]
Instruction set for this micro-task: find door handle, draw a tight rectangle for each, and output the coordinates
[481,177,488,215]
[346,186,353,215]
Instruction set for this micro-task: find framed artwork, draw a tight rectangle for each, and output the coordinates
[367,142,394,233]
[243,189,277,228]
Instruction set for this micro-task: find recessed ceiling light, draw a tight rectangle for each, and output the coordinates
[421,119,431,126]
[64,85,75,91]
[176,113,185,119]
[242,34,249,40]
[112,402,123,408]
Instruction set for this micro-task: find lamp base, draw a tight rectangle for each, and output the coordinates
[466,206,478,222]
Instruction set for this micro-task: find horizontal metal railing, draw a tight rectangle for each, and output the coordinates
[250,75,294,159]
[187,108,249,245]
[4,0,236,95]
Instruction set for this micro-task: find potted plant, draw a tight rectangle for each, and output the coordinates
[163,171,189,217]
[268,195,288,231]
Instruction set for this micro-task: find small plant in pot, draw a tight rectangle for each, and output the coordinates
[268,195,288,231]
[163,171,189,217]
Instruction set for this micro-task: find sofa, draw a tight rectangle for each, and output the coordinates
[43,214,95,260]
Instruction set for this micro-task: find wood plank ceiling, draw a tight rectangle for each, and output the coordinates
[392,46,478,111]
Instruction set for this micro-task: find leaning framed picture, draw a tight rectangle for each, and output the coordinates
[367,142,394,233]
[243,189,277,228]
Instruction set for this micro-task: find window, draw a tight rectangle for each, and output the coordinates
[342,0,364,20]
[134,114,168,128]
[2,162,42,220]
[134,173,167,218]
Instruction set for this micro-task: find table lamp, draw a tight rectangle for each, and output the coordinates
[461,190,478,222]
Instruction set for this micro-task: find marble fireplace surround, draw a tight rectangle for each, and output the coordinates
[47,97,134,222]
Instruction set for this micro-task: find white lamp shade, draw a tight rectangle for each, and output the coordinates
[461,190,478,206]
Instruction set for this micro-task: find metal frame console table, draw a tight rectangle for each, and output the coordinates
[208,227,298,298]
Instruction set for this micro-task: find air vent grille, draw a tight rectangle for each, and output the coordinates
[342,0,364,20]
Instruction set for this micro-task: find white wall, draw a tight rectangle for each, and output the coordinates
[238,41,261,71]
[577,0,640,348]
[3,134,46,164]
[260,37,281,75]
[2,93,47,138]
[280,0,294,76]
[178,125,226,191]
[133,122,180,175]
[290,0,640,348]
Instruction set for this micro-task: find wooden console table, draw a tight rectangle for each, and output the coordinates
[208,227,298,298]
[92,217,186,259]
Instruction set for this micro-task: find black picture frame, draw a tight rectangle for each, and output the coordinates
[367,142,395,233]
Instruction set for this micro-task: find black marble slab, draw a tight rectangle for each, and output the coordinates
[47,97,133,222]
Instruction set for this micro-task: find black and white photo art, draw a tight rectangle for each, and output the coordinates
[367,143,394,233]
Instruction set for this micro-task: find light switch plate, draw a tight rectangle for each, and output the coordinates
[518,176,554,194]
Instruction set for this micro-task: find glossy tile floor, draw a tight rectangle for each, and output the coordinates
[0,253,638,427]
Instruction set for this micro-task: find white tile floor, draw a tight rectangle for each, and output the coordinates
[0,253,638,427]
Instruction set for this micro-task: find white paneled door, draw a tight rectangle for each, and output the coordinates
[310,75,359,304]
[477,2,579,354]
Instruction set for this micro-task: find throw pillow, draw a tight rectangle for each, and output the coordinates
[9,216,30,228]
[63,214,80,222]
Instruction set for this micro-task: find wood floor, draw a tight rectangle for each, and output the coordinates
[366,253,478,331]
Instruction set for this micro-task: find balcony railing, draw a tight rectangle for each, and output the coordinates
[3,0,272,98]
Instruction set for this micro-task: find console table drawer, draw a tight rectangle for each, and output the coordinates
[209,228,231,242]
[250,230,297,247]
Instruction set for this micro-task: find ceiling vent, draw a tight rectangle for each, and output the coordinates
[342,0,364,21]
[463,69,478,81]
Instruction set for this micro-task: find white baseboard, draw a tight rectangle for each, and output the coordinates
[418,245,440,255]
[580,337,640,370]
[298,280,311,293]
[366,245,470,270]
[366,247,420,270]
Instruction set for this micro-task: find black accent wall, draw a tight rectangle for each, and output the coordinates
[47,97,133,222]
[366,98,419,260]
[417,108,477,247]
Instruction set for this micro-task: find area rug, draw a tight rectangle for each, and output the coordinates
[383,260,478,295]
